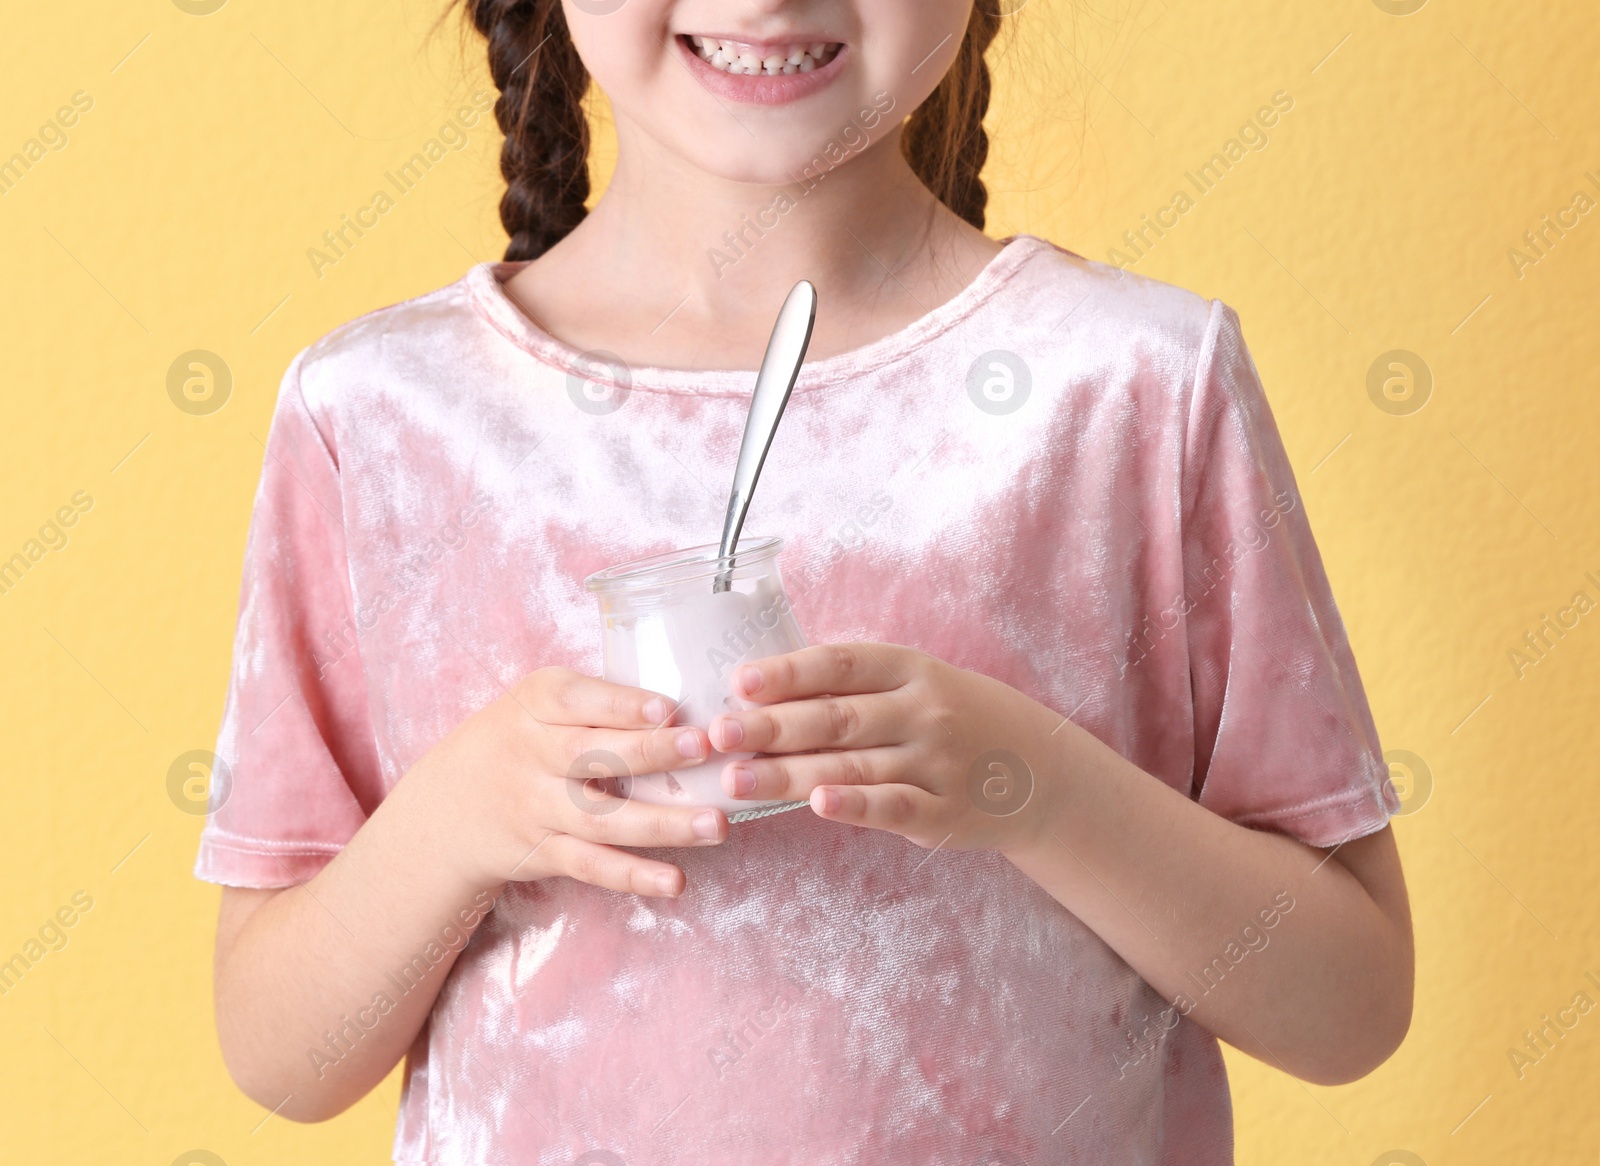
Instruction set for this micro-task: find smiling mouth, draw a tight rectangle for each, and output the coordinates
[681,35,843,76]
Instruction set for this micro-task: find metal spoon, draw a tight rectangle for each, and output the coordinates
[713,279,817,593]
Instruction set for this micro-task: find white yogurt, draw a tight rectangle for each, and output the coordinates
[594,555,807,814]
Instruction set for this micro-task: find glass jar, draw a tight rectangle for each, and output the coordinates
[584,536,810,823]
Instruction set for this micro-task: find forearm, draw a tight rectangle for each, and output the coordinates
[215,763,504,1120]
[700,643,1411,1080]
[1005,720,1411,1085]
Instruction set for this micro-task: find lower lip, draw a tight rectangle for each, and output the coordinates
[676,35,847,106]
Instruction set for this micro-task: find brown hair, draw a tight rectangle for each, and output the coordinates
[461,1,1003,261]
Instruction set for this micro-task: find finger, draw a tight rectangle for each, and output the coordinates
[808,781,945,840]
[721,747,905,803]
[532,667,683,730]
[709,691,904,755]
[560,721,712,781]
[560,784,730,850]
[733,643,913,704]
[527,833,690,898]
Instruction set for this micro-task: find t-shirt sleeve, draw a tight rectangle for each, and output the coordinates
[193,349,384,888]
[1181,301,1401,847]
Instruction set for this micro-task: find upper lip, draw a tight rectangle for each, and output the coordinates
[681,33,842,52]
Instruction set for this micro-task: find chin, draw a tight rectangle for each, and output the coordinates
[684,152,836,189]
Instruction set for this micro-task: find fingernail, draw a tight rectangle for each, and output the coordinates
[692,810,721,840]
[738,665,763,695]
[715,717,744,750]
[644,696,670,724]
[729,764,756,796]
[814,788,840,815]
[655,871,679,894]
[676,729,706,759]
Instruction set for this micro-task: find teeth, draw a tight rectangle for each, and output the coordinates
[687,36,839,76]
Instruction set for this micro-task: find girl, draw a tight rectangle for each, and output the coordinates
[199,1,1414,1162]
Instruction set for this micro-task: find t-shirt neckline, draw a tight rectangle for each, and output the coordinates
[465,232,1051,396]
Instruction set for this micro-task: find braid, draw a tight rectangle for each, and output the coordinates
[463,0,592,261]
[461,1,998,250]
[901,3,1003,230]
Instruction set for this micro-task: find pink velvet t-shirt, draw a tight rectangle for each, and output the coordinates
[194,233,1399,1164]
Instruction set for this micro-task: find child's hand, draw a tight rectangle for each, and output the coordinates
[708,644,1060,854]
[406,668,728,899]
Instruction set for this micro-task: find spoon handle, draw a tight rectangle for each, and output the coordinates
[714,279,818,593]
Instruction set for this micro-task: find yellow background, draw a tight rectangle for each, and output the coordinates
[1,0,1596,1162]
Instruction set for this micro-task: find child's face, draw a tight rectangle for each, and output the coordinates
[564,0,974,186]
